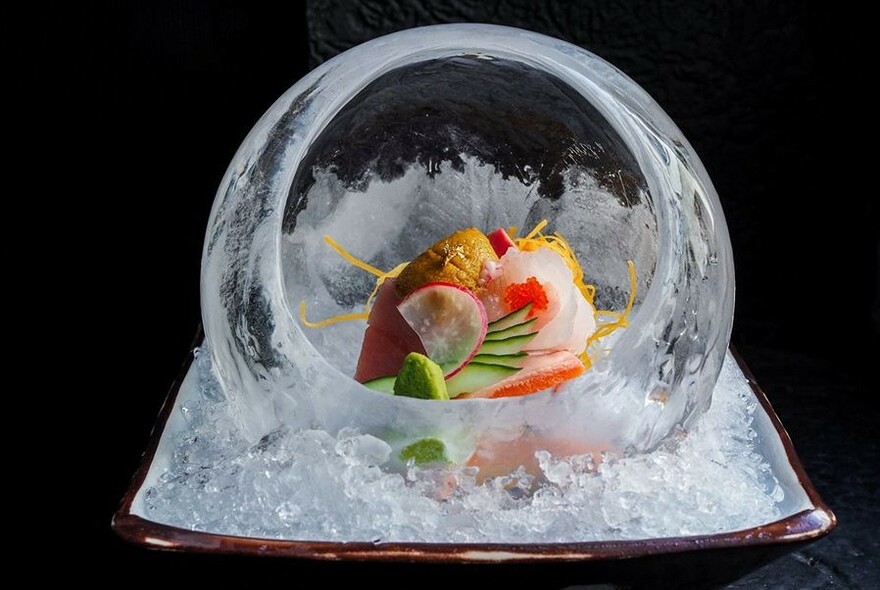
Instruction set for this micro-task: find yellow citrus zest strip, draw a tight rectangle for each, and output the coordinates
[300,236,392,328]
[523,219,549,240]
[323,235,385,277]
[579,351,593,371]
[363,262,408,313]
[585,260,637,347]
[301,242,410,328]
[299,301,368,328]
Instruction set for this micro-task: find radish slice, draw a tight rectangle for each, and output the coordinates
[397,282,488,378]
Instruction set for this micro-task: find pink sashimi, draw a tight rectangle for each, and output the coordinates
[487,227,517,257]
[456,350,585,399]
[466,431,610,483]
[481,248,596,355]
[354,278,426,382]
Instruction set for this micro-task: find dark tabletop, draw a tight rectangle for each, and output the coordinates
[16,2,876,588]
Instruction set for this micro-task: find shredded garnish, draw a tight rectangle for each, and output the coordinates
[300,302,369,328]
[300,238,406,327]
[363,262,408,312]
[580,260,637,367]
[522,219,549,241]
[586,260,637,344]
[323,235,385,277]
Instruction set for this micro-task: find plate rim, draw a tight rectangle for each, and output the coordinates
[111,330,836,563]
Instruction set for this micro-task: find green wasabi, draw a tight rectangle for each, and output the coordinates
[393,352,450,400]
[399,438,449,465]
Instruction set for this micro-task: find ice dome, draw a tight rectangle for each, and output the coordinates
[200,24,734,458]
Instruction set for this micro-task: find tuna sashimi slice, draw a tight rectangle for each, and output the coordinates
[466,432,609,483]
[456,350,585,399]
[487,227,517,257]
[354,278,426,383]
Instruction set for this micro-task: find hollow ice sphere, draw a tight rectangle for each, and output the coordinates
[200,24,734,459]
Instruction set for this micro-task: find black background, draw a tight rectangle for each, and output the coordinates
[12,2,877,588]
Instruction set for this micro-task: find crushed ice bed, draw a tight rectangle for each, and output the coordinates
[130,350,812,544]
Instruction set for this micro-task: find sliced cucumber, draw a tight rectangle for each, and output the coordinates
[363,375,396,393]
[477,332,537,356]
[446,362,520,397]
[485,317,538,341]
[487,302,532,332]
[471,352,527,368]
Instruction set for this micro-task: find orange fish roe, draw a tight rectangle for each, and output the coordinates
[504,276,549,315]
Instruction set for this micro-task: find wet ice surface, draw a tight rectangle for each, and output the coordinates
[143,350,782,542]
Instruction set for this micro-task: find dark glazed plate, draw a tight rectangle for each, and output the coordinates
[113,338,835,588]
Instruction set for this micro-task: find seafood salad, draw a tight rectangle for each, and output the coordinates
[302,221,634,403]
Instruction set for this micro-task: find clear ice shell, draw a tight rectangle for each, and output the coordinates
[200,24,734,454]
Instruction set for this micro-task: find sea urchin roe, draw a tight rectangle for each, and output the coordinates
[503,277,549,315]
[394,228,498,297]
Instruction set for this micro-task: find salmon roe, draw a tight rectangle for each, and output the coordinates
[504,276,549,314]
